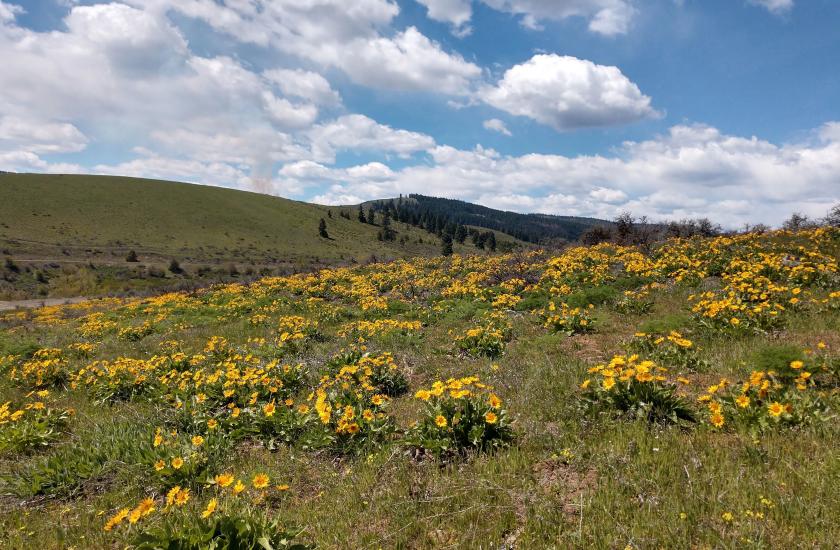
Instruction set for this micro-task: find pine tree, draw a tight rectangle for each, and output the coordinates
[455,225,468,244]
[441,234,453,256]
[358,207,366,223]
[319,218,329,238]
[486,231,497,252]
[381,212,396,241]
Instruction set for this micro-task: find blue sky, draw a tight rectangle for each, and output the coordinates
[0,0,838,226]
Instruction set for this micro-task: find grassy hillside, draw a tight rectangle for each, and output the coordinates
[0,227,837,548]
[366,194,609,243]
[0,174,526,299]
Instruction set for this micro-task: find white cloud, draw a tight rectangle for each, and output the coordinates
[747,0,794,14]
[93,150,252,189]
[308,27,481,94]
[0,116,88,154]
[479,54,658,131]
[263,69,342,106]
[280,122,840,227]
[141,0,480,94]
[483,118,512,136]
[415,0,472,35]
[480,0,636,35]
[308,114,436,163]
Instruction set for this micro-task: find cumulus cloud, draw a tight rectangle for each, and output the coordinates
[480,0,636,35]
[281,122,840,227]
[137,0,480,94]
[415,0,473,36]
[483,118,512,136]
[308,114,436,163]
[747,0,794,14]
[263,69,342,106]
[0,116,88,154]
[479,54,658,131]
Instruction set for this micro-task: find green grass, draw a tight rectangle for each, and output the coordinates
[0,173,526,299]
[0,230,837,548]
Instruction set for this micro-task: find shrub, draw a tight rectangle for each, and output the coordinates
[126,250,138,262]
[627,330,708,371]
[168,259,183,274]
[132,511,310,550]
[541,301,595,336]
[455,314,512,357]
[700,349,835,433]
[0,391,72,455]
[580,355,695,424]
[408,377,513,457]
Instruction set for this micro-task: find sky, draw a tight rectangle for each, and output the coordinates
[0,0,839,227]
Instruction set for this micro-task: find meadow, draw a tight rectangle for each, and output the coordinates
[0,227,838,549]
[2,174,520,300]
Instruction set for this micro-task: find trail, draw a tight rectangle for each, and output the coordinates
[0,296,90,311]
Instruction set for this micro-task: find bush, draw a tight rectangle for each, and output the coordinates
[168,259,183,274]
[541,301,595,336]
[133,511,311,550]
[626,330,708,371]
[580,355,695,425]
[0,392,72,455]
[126,250,138,262]
[408,377,513,457]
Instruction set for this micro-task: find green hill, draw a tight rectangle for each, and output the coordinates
[0,173,527,300]
[365,194,609,244]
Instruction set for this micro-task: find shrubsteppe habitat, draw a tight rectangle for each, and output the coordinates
[1,173,839,547]
[2,0,840,548]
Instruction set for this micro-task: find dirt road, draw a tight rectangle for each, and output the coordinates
[0,297,90,311]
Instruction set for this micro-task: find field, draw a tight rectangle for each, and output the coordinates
[0,227,838,548]
[1,174,521,300]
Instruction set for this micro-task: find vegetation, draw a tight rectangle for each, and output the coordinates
[366,194,607,244]
[0,174,526,300]
[0,226,837,548]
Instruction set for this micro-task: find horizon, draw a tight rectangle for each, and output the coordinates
[1,1,839,226]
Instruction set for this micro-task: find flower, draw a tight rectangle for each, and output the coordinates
[252,473,270,489]
[488,393,502,408]
[484,411,498,424]
[104,508,129,531]
[263,401,276,417]
[767,402,784,417]
[710,413,725,428]
[171,456,184,470]
[789,360,804,370]
[201,498,218,518]
[207,418,218,430]
[191,435,204,447]
[154,459,165,471]
[722,511,733,522]
[166,486,181,506]
[736,395,750,408]
[215,473,234,488]
[435,415,448,428]
[174,488,190,506]
[602,377,616,391]
[232,480,246,494]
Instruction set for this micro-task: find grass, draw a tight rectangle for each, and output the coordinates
[0,173,526,300]
[0,228,837,548]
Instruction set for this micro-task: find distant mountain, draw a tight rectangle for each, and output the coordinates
[366,194,609,244]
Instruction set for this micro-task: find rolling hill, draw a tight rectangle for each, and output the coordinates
[0,173,528,300]
[366,194,609,244]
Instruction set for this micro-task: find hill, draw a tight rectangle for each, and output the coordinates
[365,194,609,244]
[0,173,526,300]
[0,227,837,548]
